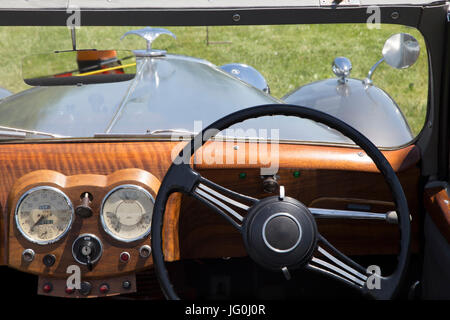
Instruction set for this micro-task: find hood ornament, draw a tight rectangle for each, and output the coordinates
[332,57,352,84]
[121,27,176,57]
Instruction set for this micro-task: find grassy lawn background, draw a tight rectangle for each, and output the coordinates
[0,24,428,135]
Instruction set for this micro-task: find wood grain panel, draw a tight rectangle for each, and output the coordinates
[194,142,420,173]
[0,141,184,267]
[424,186,450,243]
[179,166,420,258]
[0,140,421,273]
[7,169,167,278]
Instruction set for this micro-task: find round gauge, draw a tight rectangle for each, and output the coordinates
[15,186,74,245]
[101,185,154,242]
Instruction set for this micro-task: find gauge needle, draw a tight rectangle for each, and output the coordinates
[30,215,46,231]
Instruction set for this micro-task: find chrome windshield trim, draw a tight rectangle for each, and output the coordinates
[0,125,68,138]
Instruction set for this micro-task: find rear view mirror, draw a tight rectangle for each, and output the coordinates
[23,50,136,86]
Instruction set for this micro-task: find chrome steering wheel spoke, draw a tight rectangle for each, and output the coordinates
[306,234,370,293]
[309,207,399,224]
[191,176,259,230]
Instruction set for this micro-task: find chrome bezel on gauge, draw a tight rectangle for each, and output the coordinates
[14,186,74,245]
[100,184,155,243]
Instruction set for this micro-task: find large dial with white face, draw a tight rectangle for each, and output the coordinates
[15,186,74,245]
[101,185,154,242]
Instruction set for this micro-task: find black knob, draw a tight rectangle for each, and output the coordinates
[122,280,132,290]
[42,254,56,267]
[79,281,92,296]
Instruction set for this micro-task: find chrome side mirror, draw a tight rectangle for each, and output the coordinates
[382,33,420,69]
[364,33,420,86]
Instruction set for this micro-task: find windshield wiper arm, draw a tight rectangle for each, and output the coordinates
[0,125,68,138]
[146,129,196,135]
[94,129,196,138]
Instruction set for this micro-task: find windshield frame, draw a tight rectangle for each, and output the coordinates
[0,3,446,175]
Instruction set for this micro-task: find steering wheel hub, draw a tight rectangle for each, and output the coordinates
[263,213,302,253]
[242,196,317,271]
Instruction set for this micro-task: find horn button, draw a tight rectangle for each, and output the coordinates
[242,196,317,271]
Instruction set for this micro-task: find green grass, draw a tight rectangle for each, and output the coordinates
[0,24,428,135]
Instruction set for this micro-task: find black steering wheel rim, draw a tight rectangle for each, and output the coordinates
[151,104,411,300]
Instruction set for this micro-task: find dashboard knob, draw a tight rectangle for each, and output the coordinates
[79,281,92,296]
[22,248,35,263]
[122,280,132,290]
[42,254,56,267]
[42,282,53,293]
[75,192,93,218]
[262,175,279,193]
[99,283,110,294]
[120,251,130,263]
[139,245,152,258]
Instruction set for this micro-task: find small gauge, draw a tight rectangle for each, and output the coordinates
[15,186,74,245]
[101,185,154,242]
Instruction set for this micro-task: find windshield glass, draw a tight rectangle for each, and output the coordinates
[0,24,428,147]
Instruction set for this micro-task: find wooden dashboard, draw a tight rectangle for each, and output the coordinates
[0,140,421,297]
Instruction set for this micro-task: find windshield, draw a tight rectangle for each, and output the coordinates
[0,24,428,147]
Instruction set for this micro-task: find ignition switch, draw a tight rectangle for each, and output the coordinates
[72,234,102,271]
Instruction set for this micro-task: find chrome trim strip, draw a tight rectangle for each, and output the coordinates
[0,134,414,152]
[0,125,67,138]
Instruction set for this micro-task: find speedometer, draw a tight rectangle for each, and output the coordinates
[100,185,154,242]
[15,186,74,245]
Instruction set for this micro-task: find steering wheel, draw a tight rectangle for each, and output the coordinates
[151,104,411,300]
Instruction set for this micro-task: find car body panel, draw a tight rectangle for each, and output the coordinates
[283,78,413,148]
